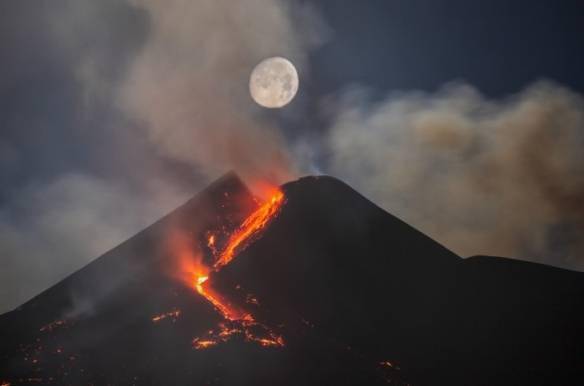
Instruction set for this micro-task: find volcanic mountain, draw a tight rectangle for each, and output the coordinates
[1,173,583,386]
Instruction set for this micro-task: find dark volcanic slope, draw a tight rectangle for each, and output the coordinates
[215,176,584,386]
[1,174,583,386]
[0,173,263,385]
[0,174,407,386]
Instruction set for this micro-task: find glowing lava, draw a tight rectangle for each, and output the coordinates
[194,276,251,321]
[192,320,284,351]
[151,309,181,323]
[190,189,286,349]
[213,190,284,269]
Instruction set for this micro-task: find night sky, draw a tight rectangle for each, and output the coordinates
[1,0,583,312]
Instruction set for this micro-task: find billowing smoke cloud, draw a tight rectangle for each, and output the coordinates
[327,81,584,269]
[119,0,325,186]
[3,0,584,316]
[0,0,324,313]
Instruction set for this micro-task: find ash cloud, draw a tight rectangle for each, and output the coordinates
[118,0,325,186]
[3,0,584,317]
[0,0,324,313]
[327,81,584,269]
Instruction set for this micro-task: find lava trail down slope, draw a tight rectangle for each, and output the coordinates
[1,173,583,386]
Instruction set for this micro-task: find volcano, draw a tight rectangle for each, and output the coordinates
[1,173,583,386]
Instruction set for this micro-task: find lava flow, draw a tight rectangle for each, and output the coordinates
[151,309,181,323]
[213,190,285,269]
[190,189,285,349]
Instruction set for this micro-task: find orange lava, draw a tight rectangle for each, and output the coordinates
[194,276,251,321]
[191,320,285,351]
[193,189,284,319]
[213,190,284,269]
[207,234,215,247]
[151,309,181,323]
[192,338,218,350]
[189,189,286,349]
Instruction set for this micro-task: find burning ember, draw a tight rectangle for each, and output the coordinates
[151,309,181,323]
[379,361,394,368]
[192,320,284,350]
[192,338,217,350]
[38,320,66,333]
[188,189,285,349]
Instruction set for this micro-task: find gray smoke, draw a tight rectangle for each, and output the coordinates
[0,0,324,313]
[327,81,584,269]
[0,173,187,312]
[3,0,584,316]
[119,0,325,186]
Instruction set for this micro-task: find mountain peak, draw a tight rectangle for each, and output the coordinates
[1,173,583,386]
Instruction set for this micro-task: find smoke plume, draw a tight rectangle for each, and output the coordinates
[0,0,324,313]
[119,0,325,186]
[3,0,584,315]
[327,81,584,269]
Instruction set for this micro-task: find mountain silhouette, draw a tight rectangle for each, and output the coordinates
[215,175,584,385]
[1,174,582,386]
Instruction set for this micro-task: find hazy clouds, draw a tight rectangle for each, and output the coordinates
[3,0,584,314]
[0,0,324,312]
[328,81,584,269]
[119,0,325,186]
[0,173,185,311]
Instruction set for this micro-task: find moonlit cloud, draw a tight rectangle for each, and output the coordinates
[119,0,325,185]
[327,81,584,269]
[2,0,584,315]
[0,0,325,313]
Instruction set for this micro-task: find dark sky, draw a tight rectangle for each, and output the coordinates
[311,0,584,96]
[1,0,583,194]
[1,0,583,312]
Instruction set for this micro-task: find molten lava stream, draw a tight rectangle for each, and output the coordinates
[190,189,285,349]
[213,190,284,269]
[194,276,251,321]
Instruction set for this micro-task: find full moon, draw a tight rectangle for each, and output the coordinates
[249,57,299,108]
